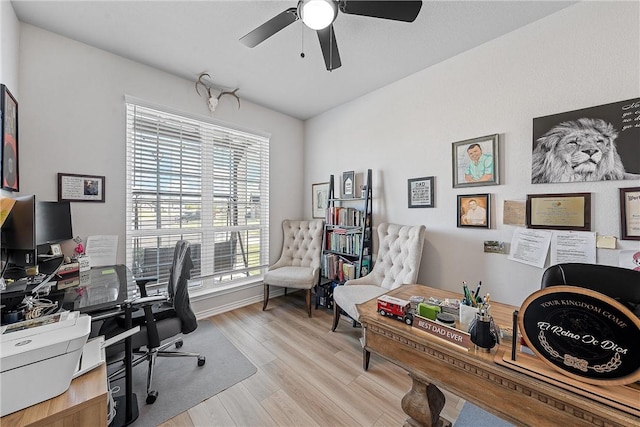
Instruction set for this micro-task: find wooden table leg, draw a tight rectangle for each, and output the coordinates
[401,372,451,427]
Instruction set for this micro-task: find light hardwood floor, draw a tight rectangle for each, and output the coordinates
[160,292,466,427]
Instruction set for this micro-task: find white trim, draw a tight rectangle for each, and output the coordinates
[194,286,286,319]
[123,94,271,139]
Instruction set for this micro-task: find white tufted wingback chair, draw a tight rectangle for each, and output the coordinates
[332,223,426,367]
[263,219,324,317]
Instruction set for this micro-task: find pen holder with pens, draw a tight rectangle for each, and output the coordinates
[468,306,500,352]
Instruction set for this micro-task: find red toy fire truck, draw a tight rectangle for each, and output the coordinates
[377,295,414,325]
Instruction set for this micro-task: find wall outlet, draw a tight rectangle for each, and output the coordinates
[484,241,506,254]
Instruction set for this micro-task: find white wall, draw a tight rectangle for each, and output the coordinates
[0,0,19,90]
[14,23,304,312]
[0,0,20,198]
[304,1,640,307]
[17,24,304,263]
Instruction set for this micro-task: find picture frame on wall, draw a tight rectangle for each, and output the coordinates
[408,176,435,208]
[619,187,640,241]
[342,171,355,198]
[457,194,490,228]
[312,182,330,219]
[526,192,591,231]
[1,84,19,192]
[58,173,106,202]
[531,98,640,184]
[452,134,499,188]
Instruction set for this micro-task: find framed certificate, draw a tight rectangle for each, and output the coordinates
[526,193,591,231]
[619,187,640,241]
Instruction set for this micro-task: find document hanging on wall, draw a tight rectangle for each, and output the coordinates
[58,173,105,202]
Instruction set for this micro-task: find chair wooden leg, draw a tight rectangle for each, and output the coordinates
[363,348,371,371]
[262,284,269,311]
[331,302,340,331]
[305,289,312,318]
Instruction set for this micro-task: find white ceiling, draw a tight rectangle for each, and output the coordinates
[11,0,575,120]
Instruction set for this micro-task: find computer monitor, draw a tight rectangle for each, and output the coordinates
[1,194,37,267]
[36,201,73,245]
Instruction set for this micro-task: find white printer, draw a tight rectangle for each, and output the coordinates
[0,311,91,416]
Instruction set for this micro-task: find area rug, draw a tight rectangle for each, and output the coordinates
[453,401,514,427]
[110,320,256,427]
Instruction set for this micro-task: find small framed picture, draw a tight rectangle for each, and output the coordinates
[342,171,355,198]
[452,134,499,188]
[457,194,490,228]
[50,243,63,257]
[408,176,435,208]
[619,187,640,240]
[58,173,106,202]
[312,182,330,219]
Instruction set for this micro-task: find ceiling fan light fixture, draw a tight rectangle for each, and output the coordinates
[299,0,337,30]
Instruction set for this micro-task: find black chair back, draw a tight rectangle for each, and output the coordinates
[168,240,198,334]
[541,263,640,316]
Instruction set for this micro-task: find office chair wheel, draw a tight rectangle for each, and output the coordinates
[146,390,158,404]
[198,356,206,367]
[175,339,184,349]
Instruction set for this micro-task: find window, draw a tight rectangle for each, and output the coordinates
[125,99,270,292]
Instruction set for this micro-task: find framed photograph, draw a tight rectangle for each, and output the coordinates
[452,134,499,188]
[1,84,19,192]
[532,98,640,184]
[312,182,330,219]
[526,193,591,231]
[58,173,105,202]
[50,243,63,257]
[457,194,490,228]
[619,187,640,240]
[342,171,355,198]
[408,176,435,208]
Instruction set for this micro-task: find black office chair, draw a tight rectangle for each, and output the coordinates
[105,240,205,404]
[541,263,640,317]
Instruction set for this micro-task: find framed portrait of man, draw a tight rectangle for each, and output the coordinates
[452,134,500,188]
[457,194,490,228]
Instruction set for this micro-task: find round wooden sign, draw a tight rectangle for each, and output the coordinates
[519,285,640,386]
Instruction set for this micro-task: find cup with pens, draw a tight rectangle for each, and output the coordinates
[462,281,500,351]
[459,281,479,331]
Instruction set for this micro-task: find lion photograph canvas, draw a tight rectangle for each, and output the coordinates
[531,98,640,184]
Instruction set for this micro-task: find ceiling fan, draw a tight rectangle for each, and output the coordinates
[239,0,423,71]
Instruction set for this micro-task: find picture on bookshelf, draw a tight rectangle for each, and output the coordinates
[342,170,355,198]
[408,176,434,208]
[312,182,329,218]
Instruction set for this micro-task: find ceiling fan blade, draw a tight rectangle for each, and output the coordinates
[317,25,341,71]
[339,0,422,22]
[240,7,298,48]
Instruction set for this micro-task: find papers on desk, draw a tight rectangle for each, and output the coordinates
[86,235,118,267]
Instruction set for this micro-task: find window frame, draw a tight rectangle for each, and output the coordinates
[125,96,270,292]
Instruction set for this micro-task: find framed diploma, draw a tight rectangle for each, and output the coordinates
[619,187,640,241]
[526,193,591,231]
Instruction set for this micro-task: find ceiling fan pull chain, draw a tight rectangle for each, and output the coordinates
[300,21,305,58]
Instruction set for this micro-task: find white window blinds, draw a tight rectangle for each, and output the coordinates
[125,101,270,291]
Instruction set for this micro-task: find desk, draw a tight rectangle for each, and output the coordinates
[358,284,639,427]
[0,363,107,427]
[0,265,139,427]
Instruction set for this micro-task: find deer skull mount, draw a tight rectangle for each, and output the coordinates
[195,73,241,113]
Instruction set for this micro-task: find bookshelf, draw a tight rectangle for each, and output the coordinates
[316,169,372,309]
